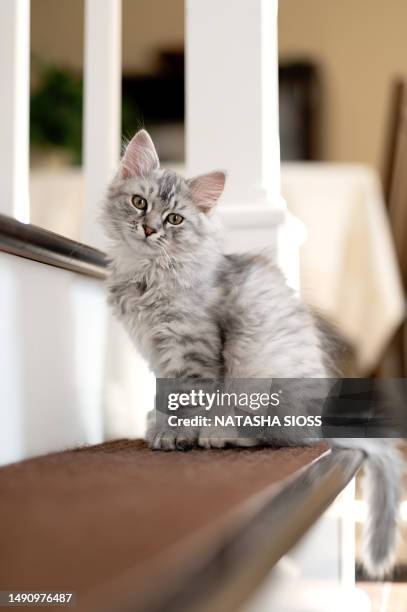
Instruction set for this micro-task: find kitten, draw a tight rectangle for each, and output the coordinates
[102,129,403,578]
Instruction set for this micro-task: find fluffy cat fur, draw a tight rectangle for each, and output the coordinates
[102,129,403,578]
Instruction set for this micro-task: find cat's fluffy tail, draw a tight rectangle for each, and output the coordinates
[334,438,404,578]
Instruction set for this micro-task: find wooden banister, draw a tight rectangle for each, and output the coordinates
[0,212,108,279]
[0,440,363,612]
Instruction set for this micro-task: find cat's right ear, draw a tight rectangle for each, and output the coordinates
[187,171,226,213]
[120,130,159,179]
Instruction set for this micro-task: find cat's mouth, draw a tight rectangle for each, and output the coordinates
[132,223,160,244]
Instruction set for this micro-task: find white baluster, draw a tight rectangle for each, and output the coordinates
[83,0,122,249]
[83,0,151,440]
[0,0,30,222]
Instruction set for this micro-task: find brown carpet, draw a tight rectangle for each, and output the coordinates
[0,440,327,611]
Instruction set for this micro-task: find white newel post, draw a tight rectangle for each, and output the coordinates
[187,0,281,206]
[186,0,302,288]
[0,0,30,222]
[83,0,122,249]
[186,0,356,590]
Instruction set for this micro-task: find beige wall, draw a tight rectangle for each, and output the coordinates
[31,0,184,74]
[31,0,84,72]
[122,0,184,72]
[279,0,407,169]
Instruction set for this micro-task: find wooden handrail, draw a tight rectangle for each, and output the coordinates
[142,448,363,612]
[0,213,108,279]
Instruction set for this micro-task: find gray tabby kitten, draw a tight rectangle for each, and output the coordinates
[103,129,403,578]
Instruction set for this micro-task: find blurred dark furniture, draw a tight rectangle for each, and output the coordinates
[279,61,321,160]
[123,51,185,128]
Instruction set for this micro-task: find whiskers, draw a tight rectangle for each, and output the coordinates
[157,236,176,271]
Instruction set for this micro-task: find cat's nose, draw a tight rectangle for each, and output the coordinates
[143,225,156,237]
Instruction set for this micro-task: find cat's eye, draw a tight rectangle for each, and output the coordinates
[167,213,184,225]
[131,195,147,211]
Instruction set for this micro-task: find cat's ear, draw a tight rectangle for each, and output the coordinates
[187,171,226,213]
[120,129,159,178]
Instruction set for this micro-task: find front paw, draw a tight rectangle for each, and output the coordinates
[146,413,198,451]
[148,428,198,451]
[198,426,260,449]
[198,425,237,449]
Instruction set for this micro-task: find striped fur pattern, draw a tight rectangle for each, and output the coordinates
[102,130,403,578]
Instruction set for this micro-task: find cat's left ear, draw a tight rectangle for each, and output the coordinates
[187,171,226,213]
[120,129,159,178]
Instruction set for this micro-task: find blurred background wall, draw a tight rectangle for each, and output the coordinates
[279,0,407,169]
[31,0,184,74]
[30,0,407,171]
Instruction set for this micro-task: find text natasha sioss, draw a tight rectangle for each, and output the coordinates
[167,415,323,428]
